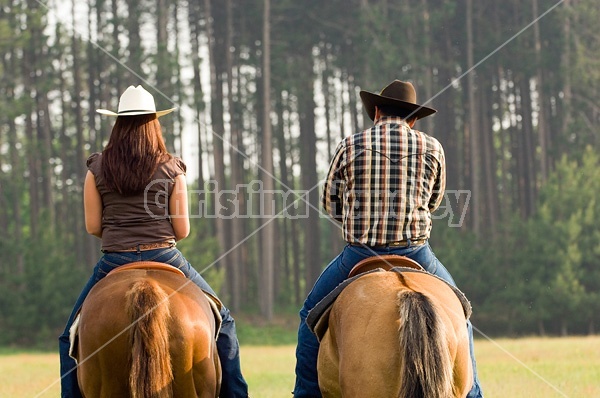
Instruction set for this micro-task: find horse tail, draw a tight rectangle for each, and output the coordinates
[397,290,453,398]
[125,279,174,398]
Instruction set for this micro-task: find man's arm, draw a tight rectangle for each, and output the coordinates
[429,144,446,212]
[321,141,346,222]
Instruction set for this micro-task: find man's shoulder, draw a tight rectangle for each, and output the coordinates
[412,128,443,147]
[407,129,444,163]
[335,130,365,149]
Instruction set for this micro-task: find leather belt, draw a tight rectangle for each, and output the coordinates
[121,241,175,252]
[350,238,427,249]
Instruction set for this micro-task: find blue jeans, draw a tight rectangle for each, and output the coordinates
[58,247,248,398]
[293,241,483,398]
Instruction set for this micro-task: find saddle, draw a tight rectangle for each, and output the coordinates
[107,261,187,278]
[306,256,471,342]
[348,255,424,277]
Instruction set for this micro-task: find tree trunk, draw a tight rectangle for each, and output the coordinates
[259,0,275,320]
[7,117,24,275]
[518,75,537,217]
[172,2,185,156]
[480,87,498,236]
[125,0,144,82]
[23,6,40,241]
[466,0,481,235]
[111,0,123,95]
[320,48,343,258]
[188,0,206,191]
[297,46,321,291]
[532,0,550,182]
[538,319,546,336]
[438,35,460,192]
[156,0,175,152]
[275,94,291,306]
[282,93,302,306]
[225,0,243,312]
[36,83,55,226]
[561,0,572,134]
[88,0,101,153]
[70,0,95,266]
[204,0,230,286]
[508,75,526,219]
[420,0,434,134]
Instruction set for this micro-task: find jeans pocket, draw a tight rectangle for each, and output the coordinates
[417,243,438,274]
[342,245,372,266]
[149,247,183,266]
[96,258,124,279]
[427,257,438,274]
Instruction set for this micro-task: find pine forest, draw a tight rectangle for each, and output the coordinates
[0,0,599,345]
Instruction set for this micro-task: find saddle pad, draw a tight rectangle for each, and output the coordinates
[69,313,81,363]
[203,291,223,339]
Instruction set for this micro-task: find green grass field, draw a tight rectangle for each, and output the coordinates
[1,336,599,397]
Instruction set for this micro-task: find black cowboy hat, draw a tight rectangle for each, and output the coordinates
[359,80,436,121]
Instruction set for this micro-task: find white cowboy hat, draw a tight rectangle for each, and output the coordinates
[96,85,176,117]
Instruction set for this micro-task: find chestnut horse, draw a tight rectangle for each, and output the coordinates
[74,263,221,398]
[316,266,473,398]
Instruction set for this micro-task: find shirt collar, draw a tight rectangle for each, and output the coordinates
[374,116,411,129]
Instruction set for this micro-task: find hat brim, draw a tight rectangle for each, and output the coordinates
[96,108,176,117]
[360,91,436,121]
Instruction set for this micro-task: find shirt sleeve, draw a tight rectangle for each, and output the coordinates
[86,152,102,177]
[173,157,187,176]
[321,141,346,222]
[428,143,446,212]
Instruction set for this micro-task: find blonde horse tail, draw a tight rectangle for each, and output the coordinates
[397,290,453,398]
[126,279,174,398]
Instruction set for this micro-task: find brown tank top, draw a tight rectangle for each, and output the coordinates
[86,152,187,252]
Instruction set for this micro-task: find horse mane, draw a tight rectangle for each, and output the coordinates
[126,279,174,398]
[397,290,454,398]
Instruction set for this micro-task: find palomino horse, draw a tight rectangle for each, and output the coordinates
[73,262,221,398]
[315,257,473,398]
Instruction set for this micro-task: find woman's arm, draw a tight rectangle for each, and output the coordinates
[84,171,103,238]
[169,174,190,241]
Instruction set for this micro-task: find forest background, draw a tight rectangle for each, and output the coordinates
[0,0,599,347]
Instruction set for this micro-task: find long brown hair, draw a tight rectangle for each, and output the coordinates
[102,114,172,195]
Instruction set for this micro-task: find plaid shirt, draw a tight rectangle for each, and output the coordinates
[322,117,446,245]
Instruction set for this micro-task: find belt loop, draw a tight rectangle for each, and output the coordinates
[136,244,141,254]
[407,238,412,248]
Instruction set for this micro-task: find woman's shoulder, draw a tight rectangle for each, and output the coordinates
[86,152,102,175]
[157,156,187,178]
[86,152,101,165]
[173,157,187,174]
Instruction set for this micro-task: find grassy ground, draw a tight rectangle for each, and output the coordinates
[474,336,600,397]
[2,336,599,397]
